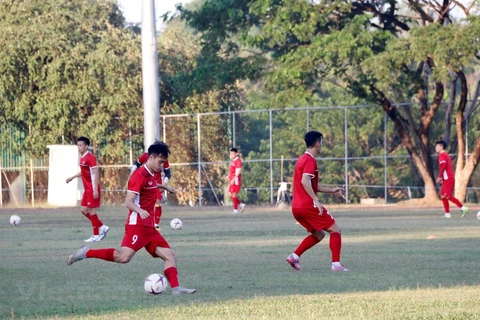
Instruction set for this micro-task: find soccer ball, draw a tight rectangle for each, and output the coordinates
[10,215,21,226]
[170,218,182,230]
[477,211,480,220]
[144,273,168,295]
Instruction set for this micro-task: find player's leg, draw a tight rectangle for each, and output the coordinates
[286,208,325,270]
[229,190,239,213]
[440,194,451,218]
[440,181,455,218]
[146,231,196,295]
[326,222,349,272]
[154,200,162,229]
[67,246,136,265]
[237,182,246,213]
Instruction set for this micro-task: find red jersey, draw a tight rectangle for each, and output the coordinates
[292,152,318,209]
[137,152,168,183]
[229,157,242,180]
[79,151,98,191]
[126,166,158,227]
[438,151,454,180]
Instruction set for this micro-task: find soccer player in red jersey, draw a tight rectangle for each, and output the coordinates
[66,137,109,243]
[435,140,469,218]
[286,131,348,272]
[67,142,196,295]
[131,145,171,229]
[228,148,245,214]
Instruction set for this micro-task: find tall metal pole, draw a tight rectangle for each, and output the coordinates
[384,112,388,204]
[344,107,348,204]
[142,0,160,150]
[269,110,274,205]
[197,114,202,207]
[232,111,236,147]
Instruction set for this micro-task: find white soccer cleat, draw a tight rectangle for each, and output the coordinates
[461,206,469,218]
[67,245,89,265]
[331,263,349,272]
[84,235,101,242]
[239,203,245,213]
[98,225,110,240]
[232,210,238,214]
[171,286,196,295]
[444,213,452,219]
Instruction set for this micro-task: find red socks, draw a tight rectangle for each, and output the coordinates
[329,232,342,262]
[442,198,450,213]
[449,196,463,208]
[86,248,115,262]
[164,267,179,288]
[231,197,240,210]
[294,235,320,256]
[86,213,103,235]
[154,206,162,225]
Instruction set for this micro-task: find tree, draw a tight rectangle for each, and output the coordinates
[0,0,143,160]
[181,0,480,201]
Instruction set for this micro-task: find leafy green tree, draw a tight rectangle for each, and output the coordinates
[181,0,480,201]
[0,0,143,161]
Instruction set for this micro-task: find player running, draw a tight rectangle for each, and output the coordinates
[286,131,348,272]
[67,142,196,295]
[66,137,109,242]
[131,142,171,229]
[228,148,245,214]
[435,140,469,218]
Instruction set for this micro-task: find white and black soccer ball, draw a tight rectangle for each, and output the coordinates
[144,273,168,295]
[170,218,183,230]
[477,211,480,220]
[9,215,21,226]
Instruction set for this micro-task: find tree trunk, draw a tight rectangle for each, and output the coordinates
[372,86,438,200]
[455,135,480,201]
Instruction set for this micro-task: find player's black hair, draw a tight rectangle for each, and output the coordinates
[435,140,447,149]
[77,136,90,146]
[304,131,323,148]
[230,148,238,153]
[148,141,170,158]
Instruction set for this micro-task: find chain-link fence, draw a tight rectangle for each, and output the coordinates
[2,103,480,207]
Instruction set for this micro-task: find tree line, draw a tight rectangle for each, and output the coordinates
[1,0,479,204]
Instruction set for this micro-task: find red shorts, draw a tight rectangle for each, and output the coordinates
[81,187,101,208]
[292,206,336,233]
[228,177,242,193]
[440,178,454,197]
[121,225,170,257]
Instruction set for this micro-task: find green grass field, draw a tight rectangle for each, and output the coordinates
[1,205,479,319]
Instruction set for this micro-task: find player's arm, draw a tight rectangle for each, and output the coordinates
[301,174,323,214]
[130,159,142,176]
[124,191,150,219]
[436,160,447,184]
[157,183,176,193]
[164,167,171,182]
[66,172,81,183]
[92,166,100,198]
[317,185,343,195]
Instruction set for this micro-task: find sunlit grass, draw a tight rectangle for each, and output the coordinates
[1,205,479,319]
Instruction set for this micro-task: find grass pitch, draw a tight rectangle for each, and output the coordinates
[1,205,479,319]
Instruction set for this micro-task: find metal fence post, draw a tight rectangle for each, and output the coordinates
[197,114,202,207]
[269,109,274,205]
[344,106,348,204]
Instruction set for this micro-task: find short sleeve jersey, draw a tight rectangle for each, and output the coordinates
[292,152,318,209]
[229,157,242,180]
[137,152,167,184]
[126,166,158,227]
[438,151,454,180]
[79,151,98,191]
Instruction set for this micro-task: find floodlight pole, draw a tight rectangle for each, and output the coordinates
[142,0,160,150]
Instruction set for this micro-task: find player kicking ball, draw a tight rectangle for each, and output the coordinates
[67,142,195,295]
[286,131,348,272]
